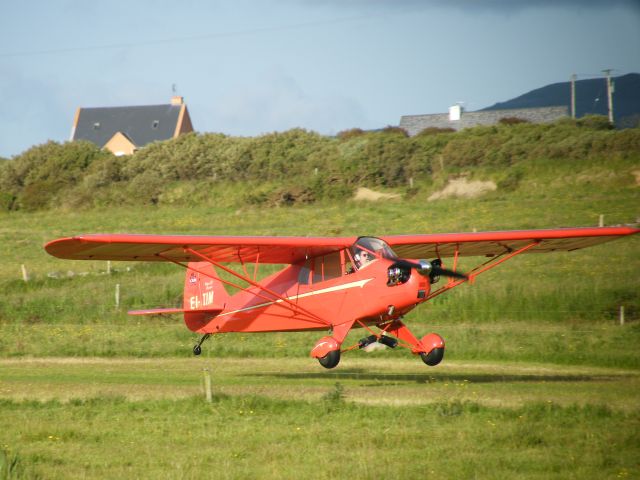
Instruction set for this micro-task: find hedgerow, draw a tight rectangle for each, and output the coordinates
[0,117,638,211]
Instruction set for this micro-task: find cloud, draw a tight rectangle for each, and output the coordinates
[201,70,367,136]
[0,69,71,158]
[305,0,640,13]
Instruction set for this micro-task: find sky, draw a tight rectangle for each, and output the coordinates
[0,0,639,158]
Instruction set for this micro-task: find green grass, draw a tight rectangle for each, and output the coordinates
[0,142,638,478]
[1,322,639,370]
[1,358,638,479]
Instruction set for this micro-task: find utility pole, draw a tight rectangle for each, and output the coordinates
[602,69,614,125]
[570,74,577,119]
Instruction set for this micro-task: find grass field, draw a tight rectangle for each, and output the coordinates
[0,151,638,478]
[1,358,639,479]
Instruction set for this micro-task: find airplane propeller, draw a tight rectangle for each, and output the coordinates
[390,259,468,281]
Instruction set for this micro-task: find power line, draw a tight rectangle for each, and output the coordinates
[0,14,379,59]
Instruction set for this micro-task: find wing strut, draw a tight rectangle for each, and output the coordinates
[156,253,330,327]
[183,248,331,326]
[427,240,541,301]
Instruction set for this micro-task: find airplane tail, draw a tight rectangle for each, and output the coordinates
[182,261,228,332]
[128,261,228,332]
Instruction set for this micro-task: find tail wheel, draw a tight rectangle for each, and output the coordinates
[318,349,341,369]
[420,347,445,366]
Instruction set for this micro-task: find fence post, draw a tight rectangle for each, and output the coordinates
[21,264,29,282]
[115,284,120,310]
[619,306,625,326]
[203,368,212,403]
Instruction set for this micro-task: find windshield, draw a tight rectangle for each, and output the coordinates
[350,237,397,269]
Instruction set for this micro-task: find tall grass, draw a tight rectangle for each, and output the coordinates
[0,394,637,479]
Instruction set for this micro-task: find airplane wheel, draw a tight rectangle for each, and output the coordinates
[318,349,340,369]
[193,345,202,356]
[420,347,444,366]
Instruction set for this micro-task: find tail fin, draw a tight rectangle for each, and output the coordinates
[183,261,229,332]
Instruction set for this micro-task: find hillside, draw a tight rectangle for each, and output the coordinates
[483,73,640,128]
[1,117,639,212]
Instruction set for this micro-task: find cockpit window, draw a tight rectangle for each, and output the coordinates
[350,237,397,269]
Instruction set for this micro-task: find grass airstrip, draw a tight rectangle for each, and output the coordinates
[1,357,639,479]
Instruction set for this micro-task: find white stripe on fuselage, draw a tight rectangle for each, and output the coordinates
[217,278,373,318]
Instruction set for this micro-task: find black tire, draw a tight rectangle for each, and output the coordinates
[420,347,444,366]
[318,349,341,369]
[193,345,202,356]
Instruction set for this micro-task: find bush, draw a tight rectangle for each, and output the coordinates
[381,126,409,137]
[499,117,530,125]
[1,141,111,210]
[127,171,164,205]
[0,191,15,211]
[416,127,456,136]
[336,128,366,140]
[576,115,613,130]
[2,123,639,211]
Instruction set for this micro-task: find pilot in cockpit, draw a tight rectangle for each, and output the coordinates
[353,248,375,269]
[350,237,397,272]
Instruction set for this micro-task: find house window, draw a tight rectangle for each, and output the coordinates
[152,120,160,129]
[93,122,100,130]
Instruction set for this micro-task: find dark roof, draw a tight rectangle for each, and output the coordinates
[73,104,182,147]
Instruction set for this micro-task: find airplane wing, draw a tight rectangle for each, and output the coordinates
[382,226,639,259]
[44,234,356,264]
[44,227,638,264]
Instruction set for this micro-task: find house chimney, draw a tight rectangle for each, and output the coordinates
[449,104,463,121]
[171,96,184,106]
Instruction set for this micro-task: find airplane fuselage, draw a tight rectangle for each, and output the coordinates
[190,257,429,334]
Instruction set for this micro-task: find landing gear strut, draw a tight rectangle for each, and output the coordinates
[193,333,211,356]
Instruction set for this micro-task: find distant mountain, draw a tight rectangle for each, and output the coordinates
[482,73,640,128]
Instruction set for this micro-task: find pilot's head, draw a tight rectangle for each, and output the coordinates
[354,249,373,268]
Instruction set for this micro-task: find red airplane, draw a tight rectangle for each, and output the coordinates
[45,226,638,369]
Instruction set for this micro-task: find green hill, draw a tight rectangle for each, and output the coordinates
[483,73,640,128]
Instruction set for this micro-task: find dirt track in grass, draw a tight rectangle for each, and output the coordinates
[2,357,637,411]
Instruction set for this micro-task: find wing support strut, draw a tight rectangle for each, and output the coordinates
[182,248,331,326]
[156,253,329,327]
[159,255,331,329]
[427,240,541,301]
[158,254,274,306]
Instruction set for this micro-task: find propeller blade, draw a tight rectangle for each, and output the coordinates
[432,265,468,280]
[391,259,468,280]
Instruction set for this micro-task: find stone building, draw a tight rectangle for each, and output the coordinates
[399,105,568,136]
